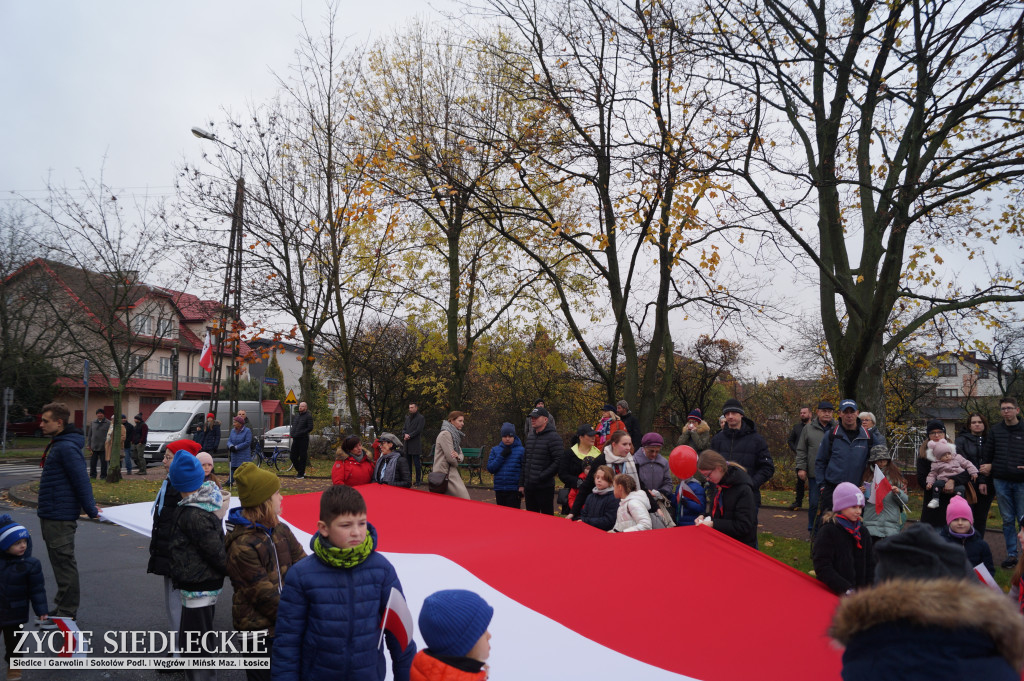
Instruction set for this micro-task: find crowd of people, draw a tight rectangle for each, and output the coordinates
[7,396,1024,680]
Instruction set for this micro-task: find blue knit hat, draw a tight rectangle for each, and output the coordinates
[419,589,493,657]
[169,450,205,493]
[500,422,516,438]
[0,520,29,552]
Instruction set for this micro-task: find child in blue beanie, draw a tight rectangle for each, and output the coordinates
[167,451,225,681]
[0,515,49,678]
[411,589,493,680]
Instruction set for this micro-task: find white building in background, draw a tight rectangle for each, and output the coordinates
[246,338,350,425]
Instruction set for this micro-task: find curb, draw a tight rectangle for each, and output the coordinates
[8,481,38,509]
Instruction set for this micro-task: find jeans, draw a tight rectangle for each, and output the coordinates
[806,479,820,533]
[40,518,80,618]
[124,447,133,474]
[406,453,422,484]
[993,478,1024,559]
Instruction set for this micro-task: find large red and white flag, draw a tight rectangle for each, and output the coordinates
[379,586,414,651]
[870,464,893,513]
[199,331,214,372]
[103,486,843,680]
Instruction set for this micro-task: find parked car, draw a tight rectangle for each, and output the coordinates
[5,414,42,437]
[261,425,349,456]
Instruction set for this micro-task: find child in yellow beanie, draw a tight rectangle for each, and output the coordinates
[225,462,306,674]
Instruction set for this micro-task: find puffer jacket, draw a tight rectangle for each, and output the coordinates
[224,507,306,634]
[709,416,775,496]
[982,420,1024,483]
[676,420,711,452]
[37,426,98,521]
[956,432,987,485]
[939,526,994,576]
[0,516,48,627]
[812,518,874,595]
[168,485,226,592]
[410,650,486,681]
[831,578,1024,681]
[862,485,908,539]
[579,487,618,531]
[557,443,598,490]
[227,426,252,467]
[520,425,562,489]
[148,482,184,576]
[611,490,652,532]
[487,437,525,492]
[926,452,977,486]
[795,418,835,479]
[194,421,221,453]
[706,466,758,547]
[332,455,375,487]
[272,524,415,681]
[674,478,706,527]
[815,421,883,487]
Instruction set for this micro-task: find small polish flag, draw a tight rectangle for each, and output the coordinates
[974,563,1001,591]
[199,331,214,372]
[378,586,414,652]
[51,616,86,658]
[870,464,893,514]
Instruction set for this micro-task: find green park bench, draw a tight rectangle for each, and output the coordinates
[421,444,485,484]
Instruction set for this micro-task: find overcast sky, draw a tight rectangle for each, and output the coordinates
[0,1,448,201]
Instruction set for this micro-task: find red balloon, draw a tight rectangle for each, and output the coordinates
[669,445,698,479]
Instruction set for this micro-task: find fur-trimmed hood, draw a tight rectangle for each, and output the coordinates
[831,578,1024,673]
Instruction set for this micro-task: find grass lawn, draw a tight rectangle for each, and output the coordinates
[0,439,47,458]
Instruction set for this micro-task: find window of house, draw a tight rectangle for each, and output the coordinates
[937,388,959,397]
[156,317,175,337]
[128,355,145,373]
[158,357,172,377]
[978,365,989,379]
[938,363,957,377]
[133,315,153,335]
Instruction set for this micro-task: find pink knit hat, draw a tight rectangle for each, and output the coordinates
[832,482,865,513]
[927,439,953,460]
[946,495,972,525]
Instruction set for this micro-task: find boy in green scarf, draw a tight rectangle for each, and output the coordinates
[272,486,415,680]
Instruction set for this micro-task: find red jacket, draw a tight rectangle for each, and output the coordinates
[410,651,487,681]
[331,456,374,486]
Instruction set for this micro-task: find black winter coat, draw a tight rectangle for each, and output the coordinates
[620,411,641,448]
[402,411,425,459]
[982,419,1024,483]
[520,426,562,489]
[939,527,994,576]
[0,552,47,627]
[194,423,221,453]
[812,519,874,594]
[558,447,595,489]
[290,411,313,439]
[580,489,618,531]
[169,505,227,592]
[709,416,775,499]
[706,466,758,547]
[148,483,183,577]
[956,432,987,485]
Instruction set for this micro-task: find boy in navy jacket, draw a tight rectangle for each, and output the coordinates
[273,486,415,681]
[0,516,49,677]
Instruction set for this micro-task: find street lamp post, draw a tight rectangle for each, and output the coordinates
[191,126,244,424]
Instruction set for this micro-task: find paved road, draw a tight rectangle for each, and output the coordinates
[0,502,247,680]
[0,461,42,490]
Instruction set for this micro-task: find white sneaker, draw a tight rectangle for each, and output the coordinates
[926,498,940,509]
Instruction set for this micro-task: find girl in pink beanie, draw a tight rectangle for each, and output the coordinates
[813,482,875,595]
[939,495,994,576]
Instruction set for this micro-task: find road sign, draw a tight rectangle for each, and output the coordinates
[284,389,298,405]
[263,377,279,385]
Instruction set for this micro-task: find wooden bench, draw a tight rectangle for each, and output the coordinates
[422,444,485,484]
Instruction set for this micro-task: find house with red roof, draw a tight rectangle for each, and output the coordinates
[5,258,251,427]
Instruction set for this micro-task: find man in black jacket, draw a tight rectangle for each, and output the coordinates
[290,401,314,479]
[402,403,425,485]
[710,398,775,504]
[787,405,812,510]
[980,396,1024,568]
[616,400,642,449]
[519,407,562,515]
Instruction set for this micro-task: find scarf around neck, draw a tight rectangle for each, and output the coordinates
[374,452,400,485]
[604,446,639,484]
[313,531,373,568]
[180,481,223,513]
[836,516,864,549]
[441,419,464,451]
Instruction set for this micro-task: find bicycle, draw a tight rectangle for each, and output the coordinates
[255,445,293,473]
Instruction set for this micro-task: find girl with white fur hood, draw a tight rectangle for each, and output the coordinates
[609,474,652,533]
[925,438,977,509]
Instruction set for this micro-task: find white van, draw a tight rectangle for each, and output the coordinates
[143,400,264,462]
